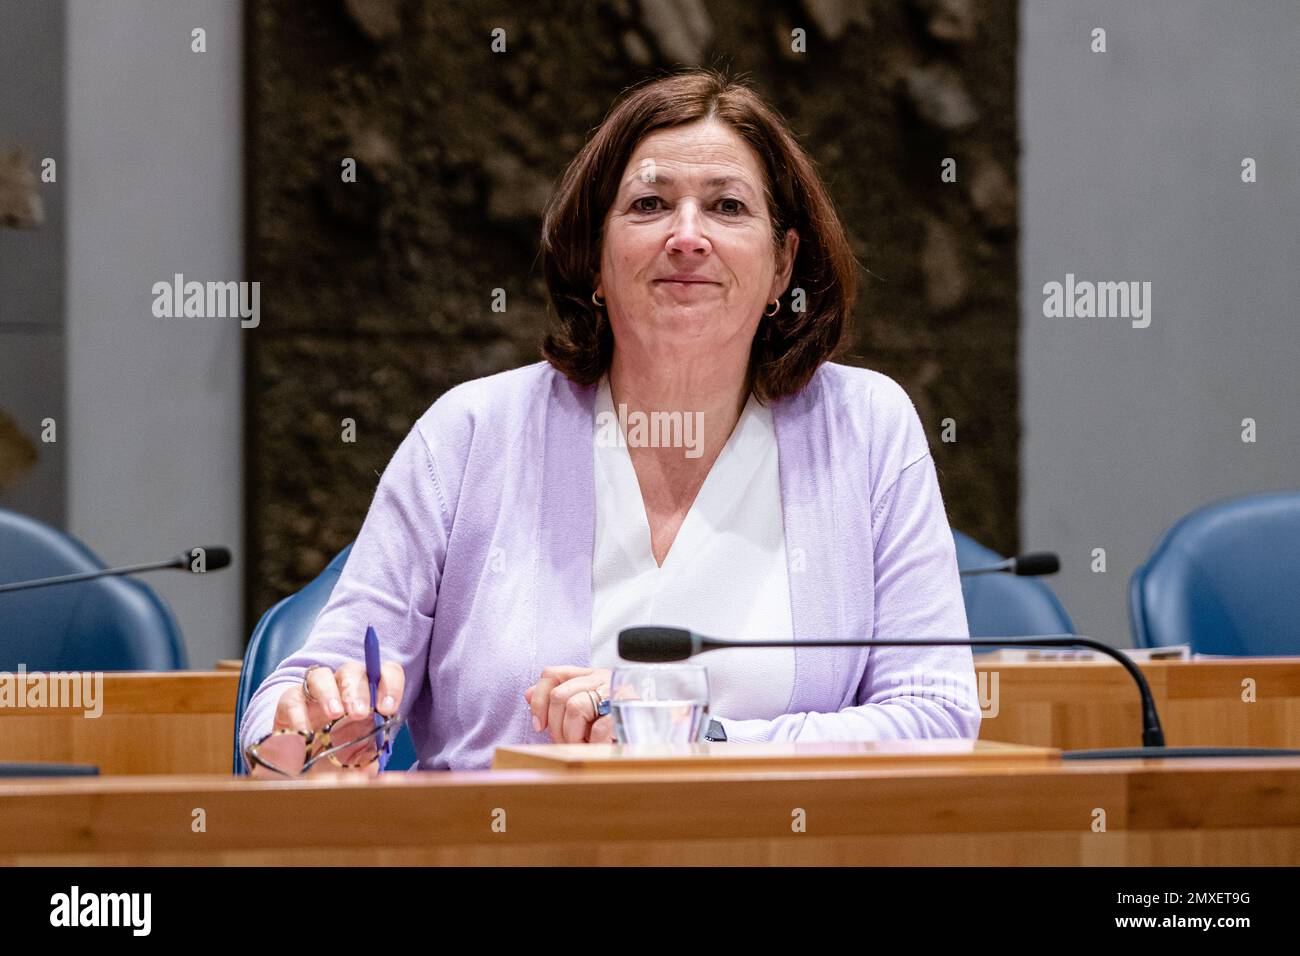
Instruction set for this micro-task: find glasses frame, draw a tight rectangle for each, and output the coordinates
[243,712,403,777]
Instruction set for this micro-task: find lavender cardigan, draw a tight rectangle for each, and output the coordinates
[239,360,981,770]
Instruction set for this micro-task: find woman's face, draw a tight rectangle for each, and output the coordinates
[596,119,798,367]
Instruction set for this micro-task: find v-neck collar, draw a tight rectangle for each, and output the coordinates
[595,375,766,574]
[535,362,851,719]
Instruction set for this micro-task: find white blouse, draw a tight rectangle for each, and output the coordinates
[589,374,796,721]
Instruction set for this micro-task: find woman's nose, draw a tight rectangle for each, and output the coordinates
[665,202,710,255]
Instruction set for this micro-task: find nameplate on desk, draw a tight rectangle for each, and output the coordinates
[492,739,1059,772]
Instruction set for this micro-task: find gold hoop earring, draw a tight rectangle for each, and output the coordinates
[764,298,780,317]
[592,290,605,308]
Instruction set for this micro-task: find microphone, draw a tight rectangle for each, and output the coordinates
[616,626,1300,761]
[0,546,232,594]
[960,551,1060,577]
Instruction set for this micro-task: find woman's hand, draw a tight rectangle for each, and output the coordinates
[524,665,614,744]
[250,660,405,778]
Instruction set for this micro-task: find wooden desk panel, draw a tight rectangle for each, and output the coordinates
[3,658,1296,776]
[976,657,1300,750]
[0,672,239,774]
[1,755,1298,865]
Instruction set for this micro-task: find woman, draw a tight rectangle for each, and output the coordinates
[239,68,980,774]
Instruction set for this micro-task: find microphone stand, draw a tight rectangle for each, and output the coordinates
[623,628,1300,761]
[0,556,189,594]
[0,547,230,595]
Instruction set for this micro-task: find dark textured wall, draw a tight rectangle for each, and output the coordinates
[246,0,1018,625]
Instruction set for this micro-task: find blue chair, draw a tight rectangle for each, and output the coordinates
[952,530,1075,639]
[0,507,186,670]
[233,543,419,773]
[1130,491,1300,655]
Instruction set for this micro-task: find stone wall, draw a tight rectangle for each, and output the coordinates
[0,151,45,496]
[246,0,1019,623]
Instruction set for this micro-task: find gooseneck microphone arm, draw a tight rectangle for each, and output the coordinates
[0,547,232,594]
[623,628,1164,748]
[617,626,1300,759]
[724,635,1163,749]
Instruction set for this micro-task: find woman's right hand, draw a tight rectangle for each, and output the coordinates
[250,660,405,778]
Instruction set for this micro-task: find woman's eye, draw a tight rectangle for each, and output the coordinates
[631,196,746,215]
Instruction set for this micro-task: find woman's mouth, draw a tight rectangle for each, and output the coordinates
[655,278,718,288]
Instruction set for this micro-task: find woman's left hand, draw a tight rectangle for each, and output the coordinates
[524,665,614,744]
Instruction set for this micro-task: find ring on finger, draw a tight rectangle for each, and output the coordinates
[301,664,330,703]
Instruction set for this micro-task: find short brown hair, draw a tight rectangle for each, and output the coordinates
[540,68,859,401]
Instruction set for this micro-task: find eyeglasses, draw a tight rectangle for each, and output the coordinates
[244,712,403,777]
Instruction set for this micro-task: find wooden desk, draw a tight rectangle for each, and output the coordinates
[3,658,1296,775]
[976,657,1300,751]
[2,749,1298,865]
[0,672,239,774]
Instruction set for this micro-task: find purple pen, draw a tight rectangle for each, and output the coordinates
[364,625,392,770]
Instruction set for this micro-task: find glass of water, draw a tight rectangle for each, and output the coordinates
[608,664,710,745]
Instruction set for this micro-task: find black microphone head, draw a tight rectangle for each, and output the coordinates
[1014,552,1060,576]
[205,547,233,571]
[178,546,232,571]
[618,626,694,662]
